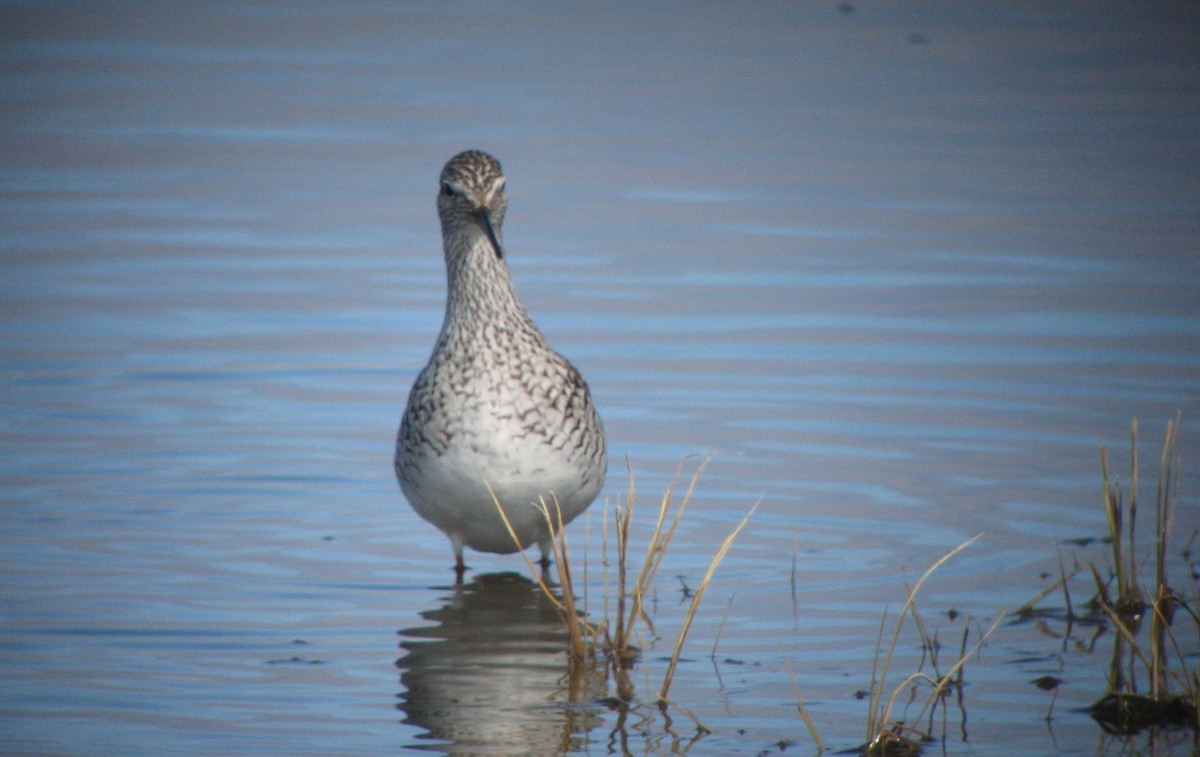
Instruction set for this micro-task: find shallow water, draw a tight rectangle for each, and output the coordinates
[2,2,1199,755]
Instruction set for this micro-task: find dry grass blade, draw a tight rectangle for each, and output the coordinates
[866,608,889,739]
[630,457,712,637]
[607,455,714,662]
[1101,420,1148,612]
[710,592,735,659]
[1017,543,1085,621]
[489,483,596,662]
[538,495,590,660]
[1100,445,1126,598]
[1056,543,1076,621]
[611,462,635,654]
[907,612,1005,728]
[488,483,566,611]
[1151,413,1181,698]
[867,534,982,743]
[658,501,758,701]
[1129,418,1140,595]
[782,648,825,753]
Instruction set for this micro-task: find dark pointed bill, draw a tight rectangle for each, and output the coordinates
[477,209,504,259]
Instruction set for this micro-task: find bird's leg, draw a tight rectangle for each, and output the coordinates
[452,535,467,582]
[537,538,552,578]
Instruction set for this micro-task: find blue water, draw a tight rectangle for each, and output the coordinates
[2,2,1199,755]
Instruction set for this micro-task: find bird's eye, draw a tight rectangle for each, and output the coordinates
[441,182,454,197]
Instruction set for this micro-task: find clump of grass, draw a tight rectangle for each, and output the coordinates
[779,537,1003,755]
[608,457,706,691]
[1013,415,1199,738]
[491,486,598,669]
[496,455,755,725]
[1086,415,1198,734]
[860,535,1003,756]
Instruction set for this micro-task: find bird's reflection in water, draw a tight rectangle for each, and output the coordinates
[397,571,605,755]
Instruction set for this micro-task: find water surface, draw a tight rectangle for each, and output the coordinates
[2,2,1199,755]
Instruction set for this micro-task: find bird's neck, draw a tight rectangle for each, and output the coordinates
[442,231,540,337]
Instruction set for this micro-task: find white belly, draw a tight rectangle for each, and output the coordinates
[398,419,603,554]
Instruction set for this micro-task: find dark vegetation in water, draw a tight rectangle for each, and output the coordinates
[1089,690,1197,735]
